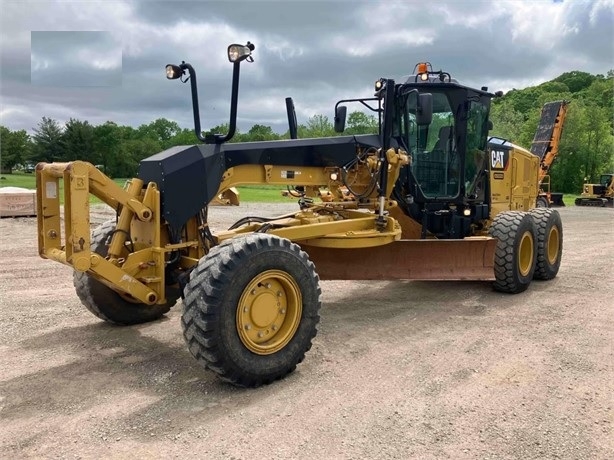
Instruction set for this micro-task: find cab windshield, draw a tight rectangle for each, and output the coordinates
[399,90,490,200]
[400,91,459,198]
[600,174,613,187]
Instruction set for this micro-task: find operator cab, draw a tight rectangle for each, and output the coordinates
[333,63,498,238]
[391,63,496,238]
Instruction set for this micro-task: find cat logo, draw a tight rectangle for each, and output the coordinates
[490,149,508,170]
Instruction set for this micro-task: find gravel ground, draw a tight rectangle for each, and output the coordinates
[0,204,612,459]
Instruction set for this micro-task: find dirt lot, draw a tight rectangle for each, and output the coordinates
[0,204,612,459]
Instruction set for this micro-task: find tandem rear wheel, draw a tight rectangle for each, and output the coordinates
[181,233,322,387]
[489,211,538,293]
[529,208,563,280]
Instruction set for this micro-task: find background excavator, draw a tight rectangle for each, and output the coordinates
[35,43,563,387]
[575,173,614,207]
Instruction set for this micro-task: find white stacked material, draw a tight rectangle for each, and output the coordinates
[0,187,37,217]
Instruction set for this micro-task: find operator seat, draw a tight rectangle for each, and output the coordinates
[433,125,453,154]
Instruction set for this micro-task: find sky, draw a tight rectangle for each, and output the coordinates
[1,0,613,136]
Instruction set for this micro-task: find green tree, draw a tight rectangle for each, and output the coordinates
[203,123,243,143]
[62,118,96,163]
[489,100,524,143]
[489,68,613,194]
[553,71,595,93]
[300,114,334,138]
[243,124,279,142]
[31,117,64,163]
[137,118,181,148]
[547,102,613,193]
[169,128,198,146]
[345,111,379,135]
[94,121,123,177]
[0,126,31,173]
[121,138,162,176]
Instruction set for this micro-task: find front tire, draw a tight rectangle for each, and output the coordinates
[489,211,537,293]
[530,208,563,280]
[182,234,321,387]
[74,220,177,325]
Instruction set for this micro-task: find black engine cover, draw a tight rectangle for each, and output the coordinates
[139,144,225,231]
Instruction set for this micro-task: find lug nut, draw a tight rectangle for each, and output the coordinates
[245,324,251,330]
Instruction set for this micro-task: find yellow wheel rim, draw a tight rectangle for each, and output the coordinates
[518,231,534,277]
[546,225,560,265]
[236,270,302,355]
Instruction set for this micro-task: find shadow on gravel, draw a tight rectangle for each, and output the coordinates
[2,319,254,422]
[1,277,542,443]
[321,279,503,323]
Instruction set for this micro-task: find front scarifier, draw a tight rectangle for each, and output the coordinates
[35,41,564,387]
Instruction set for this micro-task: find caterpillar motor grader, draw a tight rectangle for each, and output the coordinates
[36,42,563,387]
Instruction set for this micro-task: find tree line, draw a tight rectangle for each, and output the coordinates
[1,69,612,193]
[490,70,613,193]
[0,112,378,178]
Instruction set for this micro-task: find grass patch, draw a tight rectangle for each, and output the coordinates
[0,173,296,204]
[0,172,36,189]
[0,172,130,204]
[0,172,583,206]
[0,172,129,191]
[236,185,296,203]
[562,194,577,207]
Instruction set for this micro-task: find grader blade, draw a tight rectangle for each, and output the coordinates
[210,187,240,206]
[303,238,497,281]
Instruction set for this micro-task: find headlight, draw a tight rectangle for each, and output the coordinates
[227,42,254,63]
[165,64,183,80]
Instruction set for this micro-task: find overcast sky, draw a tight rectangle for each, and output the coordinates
[1,0,613,136]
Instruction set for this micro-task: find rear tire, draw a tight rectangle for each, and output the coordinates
[182,234,321,387]
[530,208,563,280]
[489,211,537,293]
[73,220,177,325]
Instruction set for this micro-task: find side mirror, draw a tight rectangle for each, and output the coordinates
[488,120,494,131]
[334,105,347,133]
[417,93,433,126]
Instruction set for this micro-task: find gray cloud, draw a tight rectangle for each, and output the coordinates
[31,31,122,86]
[1,0,612,135]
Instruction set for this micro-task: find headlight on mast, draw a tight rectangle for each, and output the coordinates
[165,64,183,80]
[227,42,255,62]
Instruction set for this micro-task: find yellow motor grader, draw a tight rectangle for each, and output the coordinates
[36,43,563,387]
